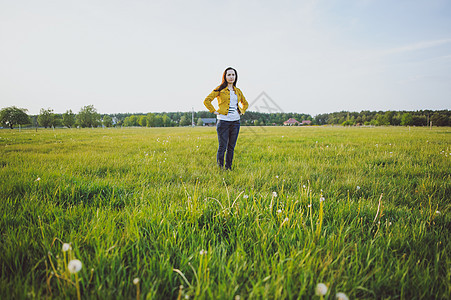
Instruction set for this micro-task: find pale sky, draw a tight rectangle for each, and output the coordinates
[1,0,450,116]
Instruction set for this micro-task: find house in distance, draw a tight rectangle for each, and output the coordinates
[283,118,312,126]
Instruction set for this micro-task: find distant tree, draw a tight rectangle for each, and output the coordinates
[384,111,395,125]
[401,113,413,126]
[123,115,139,127]
[138,115,147,127]
[103,115,113,127]
[180,115,191,126]
[431,113,449,126]
[62,110,76,128]
[162,114,171,127]
[375,114,389,126]
[147,113,155,127]
[197,117,203,126]
[0,106,30,129]
[412,115,427,126]
[77,105,100,128]
[154,115,164,127]
[38,108,55,128]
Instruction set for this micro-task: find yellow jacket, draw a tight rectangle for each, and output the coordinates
[203,86,249,115]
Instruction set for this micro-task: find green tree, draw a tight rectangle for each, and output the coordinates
[154,115,164,127]
[0,106,30,129]
[375,114,389,126]
[103,115,113,127]
[77,105,100,128]
[180,115,191,126]
[38,108,55,128]
[123,115,138,127]
[138,115,147,127]
[162,114,171,127]
[197,117,203,126]
[62,110,76,128]
[147,113,155,127]
[401,113,413,126]
[431,113,449,126]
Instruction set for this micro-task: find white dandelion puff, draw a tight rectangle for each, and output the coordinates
[133,278,140,285]
[303,185,306,188]
[277,209,282,214]
[272,192,278,197]
[199,249,207,255]
[357,186,361,190]
[308,204,312,208]
[284,217,289,222]
[435,211,441,215]
[275,175,279,179]
[243,194,249,199]
[35,177,41,181]
[336,292,349,300]
[68,259,82,274]
[320,197,325,202]
[62,243,71,252]
[315,283,328,296]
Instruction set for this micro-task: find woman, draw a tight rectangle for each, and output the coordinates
[204,67,249,170]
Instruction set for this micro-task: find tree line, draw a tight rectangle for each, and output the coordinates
[0,105,449,129]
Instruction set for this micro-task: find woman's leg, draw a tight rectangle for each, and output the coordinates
[225,120,240,170]
[216,120,230,168]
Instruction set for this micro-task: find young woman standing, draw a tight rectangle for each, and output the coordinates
[203,67,249,170]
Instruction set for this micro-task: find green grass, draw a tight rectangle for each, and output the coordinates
[0,126,450,299]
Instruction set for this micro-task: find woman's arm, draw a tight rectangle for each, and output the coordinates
[239,90,249,114]
[203,90,219,114]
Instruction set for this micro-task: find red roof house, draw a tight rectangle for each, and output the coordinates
[283,118,300,126]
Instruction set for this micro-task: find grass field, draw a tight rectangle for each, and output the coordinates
[1,126,450,299]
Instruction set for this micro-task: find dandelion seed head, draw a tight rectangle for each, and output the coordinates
[277,209,282,214]
[199,249,207,255]
[36,177,41,181]
[315,283,328,296]
[308,204,312,208]
[320,197,325,202]
[436,211,441,215]
[303,185,306,188]
[62,243,71,252]
[336,292,349,300]
[133,278,140,285]
[243,194,249,199]
[284,217,289,222]
[275,175,279,179]
[68,259,82,274]
[357,186,361,190]
[272,192,278,197]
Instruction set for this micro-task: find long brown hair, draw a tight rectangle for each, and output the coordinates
[214,67,238,92]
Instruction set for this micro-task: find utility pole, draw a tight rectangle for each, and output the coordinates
[192,107,194,127]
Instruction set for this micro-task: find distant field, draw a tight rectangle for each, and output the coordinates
[1,126,450,299]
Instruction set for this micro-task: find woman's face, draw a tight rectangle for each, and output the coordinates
[225,69,236,84]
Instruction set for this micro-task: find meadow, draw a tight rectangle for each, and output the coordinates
[0,125,450,299]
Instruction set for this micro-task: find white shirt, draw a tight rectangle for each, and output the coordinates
[217,89,240,121]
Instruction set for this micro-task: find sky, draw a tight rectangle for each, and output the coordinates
[1,0,450,116]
